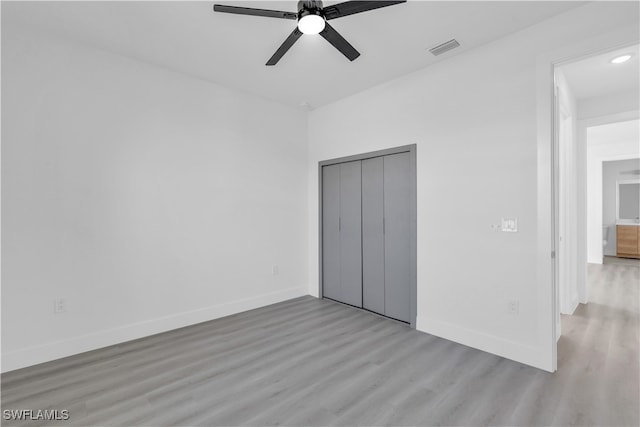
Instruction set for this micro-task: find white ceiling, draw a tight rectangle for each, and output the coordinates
[4,1,585,109]
[560,44,640,101]
[588,119,640,147]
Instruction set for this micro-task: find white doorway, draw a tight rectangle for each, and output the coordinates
[553,44,639,344]
[586,121,640,265]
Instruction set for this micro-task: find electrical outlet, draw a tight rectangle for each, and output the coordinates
[54,298,66,314]
[508,299,519,315]
[272,265,279,276]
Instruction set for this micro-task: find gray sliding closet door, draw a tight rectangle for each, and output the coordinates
[383,152,411,322]
[322,161,363,307]
[321,146,415,325]
[322,164,341,302]
[338,161,363,307]
[361,157,385,315]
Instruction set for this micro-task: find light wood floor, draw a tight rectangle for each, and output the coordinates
[2,262,638,426]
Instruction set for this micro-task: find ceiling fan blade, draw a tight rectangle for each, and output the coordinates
[266,28,303,66]
[320,23,360,61]
[322,1,406,20]
[213,4,297,20]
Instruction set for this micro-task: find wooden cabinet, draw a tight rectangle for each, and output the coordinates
[617,225,640,259]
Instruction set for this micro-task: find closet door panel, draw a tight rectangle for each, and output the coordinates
[362,157,385,315]
[384,152,411,322]
[322,164,341,301]
[339,161,363,307]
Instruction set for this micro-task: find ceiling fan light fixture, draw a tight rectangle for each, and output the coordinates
[298,14,325,35]
[213,1,408,65]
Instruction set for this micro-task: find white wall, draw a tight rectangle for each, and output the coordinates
[1,25,308,372]
[602,158,640,255]
[307,2,639,371]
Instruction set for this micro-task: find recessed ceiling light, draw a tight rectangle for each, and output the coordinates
[610,54,632,64]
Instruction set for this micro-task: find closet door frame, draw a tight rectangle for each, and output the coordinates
[318,144,417,328]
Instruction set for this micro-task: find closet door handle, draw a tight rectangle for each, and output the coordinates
[339,216,341,231]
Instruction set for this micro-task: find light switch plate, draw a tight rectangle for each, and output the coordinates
[501,218,518,232]
[54,298,66,314]
[508,299,520,315]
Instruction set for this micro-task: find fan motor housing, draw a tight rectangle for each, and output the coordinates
[298,0,324,17]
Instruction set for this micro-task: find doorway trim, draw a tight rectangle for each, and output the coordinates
[536,26,639,372]
[318,144,417,328]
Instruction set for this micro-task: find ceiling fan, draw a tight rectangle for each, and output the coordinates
[213,1,406,66]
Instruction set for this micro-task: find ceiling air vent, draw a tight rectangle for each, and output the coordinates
[429,39,460,56]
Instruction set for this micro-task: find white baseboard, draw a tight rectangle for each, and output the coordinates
[1,286,308,373]
[587,256,603,264]
[560,295,580,316]
[567,297,579,315]
[416,316,552,372]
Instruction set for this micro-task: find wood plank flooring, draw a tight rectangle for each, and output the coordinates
[2,262,638,426]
